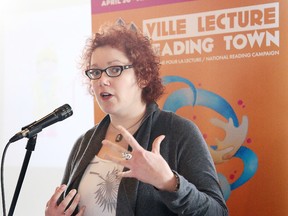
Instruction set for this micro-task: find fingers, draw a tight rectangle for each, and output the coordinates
[103,153,128,166]
[48,184,67,208]
[118,170,132,178]
[102,140,132,165]
[151,135,165,154]
[116,125,143,151]
[102,139,127,154]
[46,185,83,216]
[103,129,166,167]
[106,126,165,156]
[59,189,78,215]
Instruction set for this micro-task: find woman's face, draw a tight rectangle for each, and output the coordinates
[90,45,144,117]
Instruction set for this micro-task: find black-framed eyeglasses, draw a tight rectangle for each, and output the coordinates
[85,65,133,80]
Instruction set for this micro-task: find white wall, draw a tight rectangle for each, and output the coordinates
[0,0,93,215]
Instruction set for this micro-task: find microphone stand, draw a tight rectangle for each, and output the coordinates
[8,135,38,216]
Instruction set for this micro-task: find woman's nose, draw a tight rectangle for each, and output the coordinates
[97,72,110,86]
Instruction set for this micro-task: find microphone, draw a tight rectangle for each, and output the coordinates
[9,104,73,143]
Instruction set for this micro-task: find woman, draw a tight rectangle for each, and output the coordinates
[45,23,228,216]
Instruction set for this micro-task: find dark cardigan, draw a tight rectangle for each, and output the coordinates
[60,102,228,216]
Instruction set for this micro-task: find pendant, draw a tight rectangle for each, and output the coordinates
[115,133,123,142]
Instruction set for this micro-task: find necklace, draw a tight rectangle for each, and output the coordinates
[110,115,144,142]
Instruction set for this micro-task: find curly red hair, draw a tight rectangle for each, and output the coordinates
[81,23,165,103]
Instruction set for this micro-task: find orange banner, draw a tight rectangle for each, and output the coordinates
[91,0,288,215]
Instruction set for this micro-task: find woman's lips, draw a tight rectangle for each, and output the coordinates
[100,92,113,100]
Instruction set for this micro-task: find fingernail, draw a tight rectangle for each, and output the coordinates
[60,184,67,190]
[71,189,78,195]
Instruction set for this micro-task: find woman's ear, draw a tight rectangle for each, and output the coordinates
[139,80,148,89]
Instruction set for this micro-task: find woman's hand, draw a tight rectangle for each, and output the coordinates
[102,126,177,192]
[45,184,85,216]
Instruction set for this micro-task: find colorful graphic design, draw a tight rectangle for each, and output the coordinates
[91,0,288,214]
[162,75,258,200]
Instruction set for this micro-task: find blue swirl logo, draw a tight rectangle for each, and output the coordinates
[163,75,258,200]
